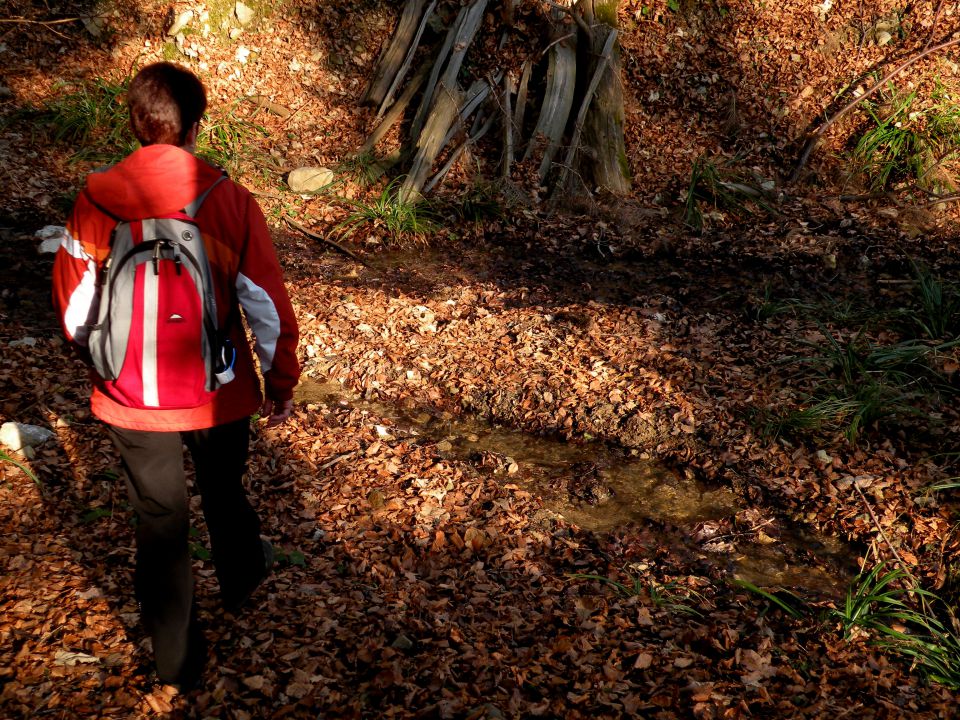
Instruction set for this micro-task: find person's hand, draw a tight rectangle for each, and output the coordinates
[260,398,294,427]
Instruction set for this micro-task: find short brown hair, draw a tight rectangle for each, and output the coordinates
[127,62,207,146]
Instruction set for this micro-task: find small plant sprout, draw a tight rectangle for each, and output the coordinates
[733,579,809,619]
[1,449,41,488]
[682,155,777,231]
[569,572,703,616]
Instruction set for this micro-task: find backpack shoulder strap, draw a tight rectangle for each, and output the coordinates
[184,173,228,218]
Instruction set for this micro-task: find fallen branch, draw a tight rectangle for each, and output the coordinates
[790,36,960,183]
[319,450,359,470]
[424,108,497,193]
[359,65,429,155]
[0,15,95,25]
[854,482,933,614]
[376,0,438,120]
[285,217,369,266]
[502,73,514,179]
[362,0,429,108]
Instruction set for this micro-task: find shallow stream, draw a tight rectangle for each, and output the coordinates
[295,376,856,596]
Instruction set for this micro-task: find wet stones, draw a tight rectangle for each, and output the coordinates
[566,462,614,506]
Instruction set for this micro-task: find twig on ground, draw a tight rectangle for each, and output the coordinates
[854,482,932,613]
[285,217,369,266]
[925,1,947,51]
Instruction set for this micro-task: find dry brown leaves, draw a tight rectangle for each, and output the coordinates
[3,0,960,717]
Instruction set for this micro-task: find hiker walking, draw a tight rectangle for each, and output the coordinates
[51,62,300,689]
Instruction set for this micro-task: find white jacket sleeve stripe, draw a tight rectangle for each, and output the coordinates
[236,272,280,372]
[61,230,91,261]
[62,259,98,345]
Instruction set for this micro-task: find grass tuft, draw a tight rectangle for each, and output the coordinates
[196,107,268,177]
[38,75,137,164]
[34,75,267,177]
[733,579,809,619]
[682,155,776,231]
[570,572,703,616]
[853,82,960,192]
[335,180,440,245]
[336,152,385,188]
[909,261,960,341]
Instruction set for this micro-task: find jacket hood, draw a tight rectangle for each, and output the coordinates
[85,145,224,220]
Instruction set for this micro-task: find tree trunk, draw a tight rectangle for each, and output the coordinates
[576,0,631,195]
[357,0,631,205]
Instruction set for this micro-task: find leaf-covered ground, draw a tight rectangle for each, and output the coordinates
[4,1,960,718]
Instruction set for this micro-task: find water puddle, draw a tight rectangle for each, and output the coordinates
[295,376,854,595]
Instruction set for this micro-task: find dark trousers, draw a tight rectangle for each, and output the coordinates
[107,418,264,683]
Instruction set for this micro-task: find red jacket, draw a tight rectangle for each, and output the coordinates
[52,145,300,431]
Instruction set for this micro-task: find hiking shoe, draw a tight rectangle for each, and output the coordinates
[157,621,207,692]
[261,537,275,572]
[223,537,274,613]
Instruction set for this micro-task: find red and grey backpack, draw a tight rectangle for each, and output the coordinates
[85,175,235,410]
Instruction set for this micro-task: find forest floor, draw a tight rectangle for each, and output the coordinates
[4,1,960,718]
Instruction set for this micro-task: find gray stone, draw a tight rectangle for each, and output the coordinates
[287,167,335,193]
[0,422,55,451]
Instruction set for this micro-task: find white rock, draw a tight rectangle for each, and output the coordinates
[0,422,55,452]
[287,167,335,192]
[167,10,194,37]
[235,2,255,26]
[36,225,67,254]
[9,337,37,348]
